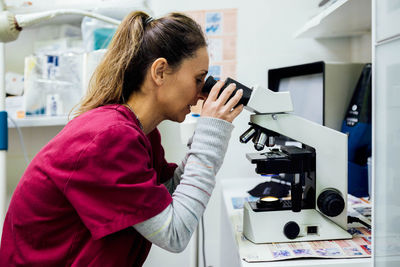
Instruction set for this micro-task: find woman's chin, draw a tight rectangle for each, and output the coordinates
[170,108,191,123]
[177,114,187,123]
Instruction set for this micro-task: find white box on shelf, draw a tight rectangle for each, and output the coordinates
[23,53,83,116]
[5,96,25,119]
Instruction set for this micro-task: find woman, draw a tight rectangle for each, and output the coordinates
[0,11,243,266]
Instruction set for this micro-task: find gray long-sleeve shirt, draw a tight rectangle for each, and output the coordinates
[133,117,233,252]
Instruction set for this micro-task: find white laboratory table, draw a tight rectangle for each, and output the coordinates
[219,177,372,267]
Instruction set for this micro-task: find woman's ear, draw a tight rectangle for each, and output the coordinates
[150,58,168,86]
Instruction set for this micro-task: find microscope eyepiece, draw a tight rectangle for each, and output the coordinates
[202,76,217,94]
[201,76,252,107]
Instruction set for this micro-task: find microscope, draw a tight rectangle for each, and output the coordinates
[202,76,352,243]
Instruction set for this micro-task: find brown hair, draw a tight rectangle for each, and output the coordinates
[74,11,207,116]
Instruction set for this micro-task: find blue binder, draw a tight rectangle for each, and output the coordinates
[341,64,372,197]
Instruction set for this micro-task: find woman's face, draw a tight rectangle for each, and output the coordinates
[159,47,209,122]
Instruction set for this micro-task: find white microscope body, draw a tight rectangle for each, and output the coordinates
[240,84,352,243]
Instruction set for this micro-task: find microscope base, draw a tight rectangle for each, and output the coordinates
[243,202,351,244]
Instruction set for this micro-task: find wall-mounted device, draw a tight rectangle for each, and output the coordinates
[268,61,365,131]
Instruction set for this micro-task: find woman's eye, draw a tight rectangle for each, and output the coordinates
[196,79,204,87]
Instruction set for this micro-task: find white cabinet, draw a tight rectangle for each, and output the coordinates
[294,0,371,39]
[375,0,400,42]
[373,0,400,265]
[374,38,400,263]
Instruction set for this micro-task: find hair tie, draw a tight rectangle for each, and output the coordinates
[144,16,154,25]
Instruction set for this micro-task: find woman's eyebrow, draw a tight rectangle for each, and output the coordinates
[199,70,208,76]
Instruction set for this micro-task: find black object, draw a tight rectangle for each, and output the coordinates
[256,197,282,209]
[268,61,324,93]
[246,144,316,213]
[247,180,290,198]
[246,145,316,175]
[291,181,303,212]
[201,76,252,107]
[283,221,300,240]
[341,63,372,197]
[348,215,371,229]
[317,190,345,217]
[267,61,332,129]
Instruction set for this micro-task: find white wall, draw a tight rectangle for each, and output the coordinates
[6,127,63,194]
[4,0,371,266]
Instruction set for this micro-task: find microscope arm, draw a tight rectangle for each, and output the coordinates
[250,113,349,230]
[245,85,294,114]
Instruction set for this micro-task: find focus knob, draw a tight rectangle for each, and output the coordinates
[317,190,345,217]
[283,221,300,240]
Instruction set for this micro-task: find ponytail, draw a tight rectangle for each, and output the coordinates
[75,11,206,117]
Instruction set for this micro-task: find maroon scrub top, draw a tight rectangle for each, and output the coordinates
[0,104,177,266]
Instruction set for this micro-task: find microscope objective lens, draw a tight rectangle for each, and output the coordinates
[240,127,256,143]
[254,131,267,151]
[267,136,275,147]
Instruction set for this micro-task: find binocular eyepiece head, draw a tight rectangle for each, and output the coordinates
[201,76,252,107]
[202,76,218,94]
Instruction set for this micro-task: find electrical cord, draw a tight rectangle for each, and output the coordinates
[201,216,207,267]
[348,215,371,229]
[7,116,30,165]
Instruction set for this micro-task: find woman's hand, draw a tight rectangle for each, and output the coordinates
[201,81,244,123]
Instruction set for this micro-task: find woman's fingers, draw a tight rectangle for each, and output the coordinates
[224,88,243,111]
[217,89,243,122]
[205,80,225,103]
[201,81,244,122]
[227,104,244,122]
[215,83,237,106]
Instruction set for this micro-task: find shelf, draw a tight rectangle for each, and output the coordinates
[8,116,69,128]
[6,0,150,18]
[6,0,147,14]
[4,0,150,27]
[294,0,371,39]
